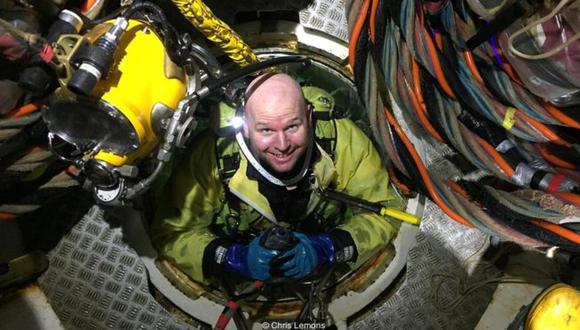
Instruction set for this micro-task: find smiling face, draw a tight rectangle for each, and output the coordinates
[243,74,311,174]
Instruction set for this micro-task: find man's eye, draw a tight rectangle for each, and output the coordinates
[259,128,272,133]
[286,125,298,131]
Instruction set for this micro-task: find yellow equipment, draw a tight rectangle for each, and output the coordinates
[171,0,257,66]
[45,20,187,178]
[526,283,580,330]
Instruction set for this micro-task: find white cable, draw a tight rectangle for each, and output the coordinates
[508,0,580,60]
[466,0,513,19]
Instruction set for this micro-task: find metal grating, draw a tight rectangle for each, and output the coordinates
[37,201,495,330]
[38,206,195,330]
[299,0,349,42]
[350,201,497,329]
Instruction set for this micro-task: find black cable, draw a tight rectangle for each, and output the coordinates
[193,55,312,102]
[0,160,68,202]
[450,0,473,22]
[92,7,125,25]
[122,1,184,65]
[373,0,388,57]
[476,62,514,106]
[550,126,580,145]
[0,120,48,171]
[385,0,403,28]
[390,122,429,196]
[354,20,370,101]
[547,144,580,167]
[457,109,507,147]
[459,180,580,252]
[368,47,426,195]
[420,64,454,146]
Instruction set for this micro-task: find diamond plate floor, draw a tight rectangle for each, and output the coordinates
[36,199,495,330]
[299,0,349,42]
[38,206,194,330]
[350,201,496,329]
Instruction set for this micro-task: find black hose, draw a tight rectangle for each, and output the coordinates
[319,189,382,214]
[122,1,183,64]
[123,1,166,20]
[420,66,453,146]
[354,20,370,100]
[191,55,312,102]
[0,120,47,170]
[373,0,388,56]
[390,122,429,196]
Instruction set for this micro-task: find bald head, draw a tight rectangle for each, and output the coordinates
[245,73,307,114]
[242,73,312,174]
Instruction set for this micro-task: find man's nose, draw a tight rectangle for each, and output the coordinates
[275,132,290,151]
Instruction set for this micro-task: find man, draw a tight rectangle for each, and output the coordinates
[152,73,405,285]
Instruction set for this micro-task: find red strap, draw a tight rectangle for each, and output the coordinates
[547,174,566,193]
[215,313,230,330]
[226,300,239,311]
[215,300,238,330]
[40,43,54,63]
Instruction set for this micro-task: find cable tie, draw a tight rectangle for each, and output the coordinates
[546,246,559,259]
[502,107,517,130]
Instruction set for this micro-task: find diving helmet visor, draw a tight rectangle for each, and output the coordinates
[43,99,140,155]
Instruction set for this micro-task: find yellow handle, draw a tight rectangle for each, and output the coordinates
[380,207,421,225]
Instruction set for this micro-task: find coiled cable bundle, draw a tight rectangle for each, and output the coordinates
[346,0,580,253]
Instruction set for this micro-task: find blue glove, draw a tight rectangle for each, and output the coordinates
[276,233,336,279]
[223,234,280,281]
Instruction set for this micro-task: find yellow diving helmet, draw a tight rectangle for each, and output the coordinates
[44,19,187,194]
[526,283,580,330]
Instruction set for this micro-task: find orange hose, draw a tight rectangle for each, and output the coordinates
[475,136,515,177]
[0,212,17,221]
[495,47,522,84]
[370,0,379,42]
[530,220,580,245]
[434,30,443,50]
[349,0,371,68]
[410,60,445,142]
[515,109,568,146]
[463,51,484,85]
[411,59,429,119]
[81,0,97,13]
[550,192,580,206]
[537,145,577,170]
[417,8,456,98]
[423,28,456,98]
[450,176,580,244]
[459,53,559,145]
[543,103,580,129]
[66,164,80,176]
[384,106,472,227]
[446,180,470,199]
[29,146,46,153]
[4,101,43,118]
[387,166,412,196]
